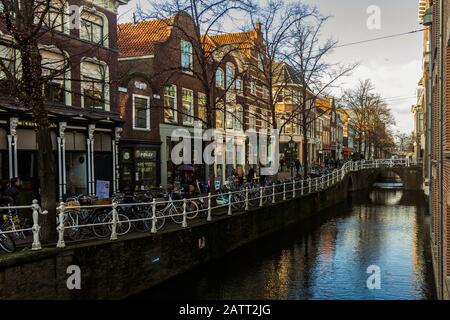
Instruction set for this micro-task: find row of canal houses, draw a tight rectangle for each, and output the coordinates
[0,0,356,199]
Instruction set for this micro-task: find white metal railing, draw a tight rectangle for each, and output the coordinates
[0,158,415,253]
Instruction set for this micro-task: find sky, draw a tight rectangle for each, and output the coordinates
[118,0,423,134]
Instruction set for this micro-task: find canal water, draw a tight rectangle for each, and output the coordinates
[133,188,436,300]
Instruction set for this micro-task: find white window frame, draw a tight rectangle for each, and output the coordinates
[164,84,178,124]
[181,88,194,126]
[132,94,151,131]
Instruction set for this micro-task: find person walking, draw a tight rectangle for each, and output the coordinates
[295,159,301,175]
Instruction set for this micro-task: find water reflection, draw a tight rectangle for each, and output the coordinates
[369,189,403,205]
[131,189,435,300]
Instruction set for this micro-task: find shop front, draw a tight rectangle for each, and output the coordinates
[119,143,160,192]
[0,110,122,202]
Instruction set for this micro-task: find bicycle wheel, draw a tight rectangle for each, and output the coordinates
[0,232,16,253]
[152,210,166,231]
[64,211,81,241]
[186,201,199,220]
[231,192,245,210]
[92,213,110,238]
[130,209,151,233]
[1,220,25,240]
[109,213,131,236]
[170,203,185,224]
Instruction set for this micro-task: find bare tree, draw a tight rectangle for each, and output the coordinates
[0,0,113,241]
[286,15,357,177]
[246,0,317,133]
[135,0,255,129]
[342,79,395,159]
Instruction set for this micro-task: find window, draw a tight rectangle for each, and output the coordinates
[216,68,224,88]
[181,88,194,126]
[236,105,244,131]
[236,78,243,93]
[45,2,65,32]
[198,93,207,125]
[181,40,193,73]
[276,90,284,103]
[258,53,264,70]
[164,85,177,123]
[248,106,256,129]
[42,50,67,104]
[81,11,105,45]
[226,105,235,130]
[250,79,256,95]
[226,63,235,89]
[216,102,224,129]
[0,45,15,80]
[81,61,108,110]
[83,76,104,109]
[133,95,150,130]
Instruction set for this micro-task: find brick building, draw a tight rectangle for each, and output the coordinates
[0,0,129,200]
[117,14,272,188]
[419,0,450,299]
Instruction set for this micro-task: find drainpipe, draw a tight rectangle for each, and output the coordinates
[438,0,444,299]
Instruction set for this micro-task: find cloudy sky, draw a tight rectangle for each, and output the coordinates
[118,0,423,134]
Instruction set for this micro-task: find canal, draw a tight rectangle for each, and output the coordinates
[132,188,436,300]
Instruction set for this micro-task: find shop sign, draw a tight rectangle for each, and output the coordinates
[135,149,156,160]
[18,120,57,128]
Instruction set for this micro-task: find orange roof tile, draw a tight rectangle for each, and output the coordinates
[204,30,257,57]
[316,98,332,111]
[118,18,172,58]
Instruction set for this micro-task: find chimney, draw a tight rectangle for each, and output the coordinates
[255,22,261,32]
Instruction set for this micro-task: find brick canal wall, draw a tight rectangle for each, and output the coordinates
[0,168,420,299]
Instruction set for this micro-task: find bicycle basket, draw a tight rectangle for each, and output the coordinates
[64,200,81,212]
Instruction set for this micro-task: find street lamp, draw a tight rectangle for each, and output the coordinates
[288,136,295,178]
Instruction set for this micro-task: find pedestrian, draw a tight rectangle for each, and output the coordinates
[247,167,255,184]
[295,159,301,175]
[6,177,20,205]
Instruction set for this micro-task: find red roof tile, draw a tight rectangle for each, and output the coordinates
[118,18,172,58]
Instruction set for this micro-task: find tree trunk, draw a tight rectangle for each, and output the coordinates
[35,112,57,242]
[19,42,57,242]
[302,124,308,178]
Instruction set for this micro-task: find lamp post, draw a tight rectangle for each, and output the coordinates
[288,136,295,178]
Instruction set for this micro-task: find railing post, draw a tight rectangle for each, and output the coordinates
[56,202,66,248]
[315,178,318,192]
[151,199,157,233]
[182,198,188,227]
[283,183,286,200]
[293,180,296,198]
[259,186,263,207]
[321,176,324,189]
[272,183,276,204]
[110,202,118,240]
[245,187,249,211]
[308,177,311,194]
[207,193,212,221]
[301,180,304,195]
[31,199,47,251]
[228,191,233,216]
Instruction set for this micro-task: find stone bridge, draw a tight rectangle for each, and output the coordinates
[347,165,423,192]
